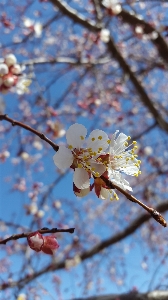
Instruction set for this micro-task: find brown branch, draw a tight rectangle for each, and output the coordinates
[72,290,168,300]
[0,227,75,245]
[92,0,103,23]
[49,0,101,31]
[48,0,168,134]
[106,37,168,133]
[101,175,167,227]
[1,201,168,290]
[0,114,59,152]
[22,56,111,67]
[119,9,168,66]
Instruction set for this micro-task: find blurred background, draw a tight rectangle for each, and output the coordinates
[0,0,168,299]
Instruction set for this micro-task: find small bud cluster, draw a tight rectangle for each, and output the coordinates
[0,54,31,94]
[27,231,59,255]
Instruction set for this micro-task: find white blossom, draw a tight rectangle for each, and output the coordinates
[53,123,110,190]
[23,18,42,38]
[102,0,122,14]
[5,54,17,66]
[14,77,31,94]
[0,63,8,75]
[107,131,141,191]
[100,29,110,43]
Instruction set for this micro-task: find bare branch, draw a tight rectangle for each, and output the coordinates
[48,0,168,134]
[1,201,167,290]
[72,289,168,300]
[119,9,168,66]
[22,56,112,67]
[106,37,168,133]
[100,175,167,227]
[0,114,59,152]
[49,0,101,31]
[0,227,75,245]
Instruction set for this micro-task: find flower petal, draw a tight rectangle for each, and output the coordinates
[99,187,110,200]
[73,168,90,189]
[27,232,44,252]
[123,165,139,176]
[66,123,87,149]
[53,146,73,170]
[87,129,109,152]
[89,161,106,177]
[74,186,90,197]
[41,236,59,255]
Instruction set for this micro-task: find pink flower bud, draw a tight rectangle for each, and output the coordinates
[27,231,44,252]
[41,236,59,255]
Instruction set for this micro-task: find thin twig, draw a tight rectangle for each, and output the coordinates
[101,175,167,227]
[0,114,59,152]
[0,227,75,245]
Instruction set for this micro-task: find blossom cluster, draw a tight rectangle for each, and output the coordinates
[102,0,122,15]
[53,124,141,201]
[0,54,31,94]
[27,231,59,255]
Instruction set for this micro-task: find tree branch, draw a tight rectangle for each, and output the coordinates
[0,114,59,152]
[119,9,168,66]
[72,289,168,300]
[106,37,168,133]
[0,227,75,245]
[48,0,168,133]
[1,201,167,290]
[22,56,111,67]
[101,175,167,227]
[49,0,101,31]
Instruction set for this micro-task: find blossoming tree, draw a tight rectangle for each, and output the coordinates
[0,0,168,299]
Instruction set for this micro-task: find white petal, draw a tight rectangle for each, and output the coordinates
[110,172,133,191]
[115,133,127,145]
[99,187,110,200]
[89,161,106,176]
[73,168,90,189]
[124,166,139,175]
[53,146,73,170]
[66,123,87,149]
[74,187,90,197]
[87,129,109,152]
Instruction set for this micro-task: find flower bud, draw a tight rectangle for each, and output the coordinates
[11,64,21,75]
[27,231,44,252]
[0,63,8,76]
[41,235,59,255]
[3,75,15,87]
[5,54,17,66]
